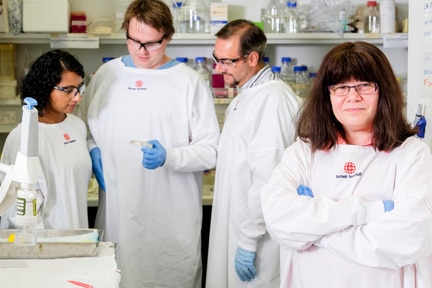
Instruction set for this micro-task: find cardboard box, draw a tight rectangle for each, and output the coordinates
[23,0,70,33]
[210,3,228,34]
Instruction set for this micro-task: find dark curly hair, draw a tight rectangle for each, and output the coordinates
[21,49,85,117]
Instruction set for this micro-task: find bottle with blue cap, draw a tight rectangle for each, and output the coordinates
[194,57,211,87]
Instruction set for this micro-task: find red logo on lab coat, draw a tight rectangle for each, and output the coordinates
[64,133,70,141]
[135,80,143,87]
[344,162,356,174]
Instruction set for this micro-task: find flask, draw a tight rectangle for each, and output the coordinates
[364,1,379,33]
[194,57,211,87]
[292,65,308,98]
[284,1,298,34]
[379,0,396,33]
[280,57,294,85]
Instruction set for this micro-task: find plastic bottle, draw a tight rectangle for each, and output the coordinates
[291,65,308,98]
[413,104,427,139]
[379,0,396,33]
[337,9,347,37]
[194,57,211,87]
[284,1,298,34]
[364,1,379,33]
[280,57,294,85]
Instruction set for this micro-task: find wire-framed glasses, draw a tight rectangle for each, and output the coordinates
[53,84,85,98]
[126,33,165,52]
[328,82,378,97]
[212,51,249,69]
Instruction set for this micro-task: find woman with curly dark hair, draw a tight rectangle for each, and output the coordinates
[0,49,92,230]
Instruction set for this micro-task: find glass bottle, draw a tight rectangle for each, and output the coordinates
[364,1,379,33]
[284,1,298,34]
[280,57,294,85]
[194,57,211,87]
[291,65,308,98]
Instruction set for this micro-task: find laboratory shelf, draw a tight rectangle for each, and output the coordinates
[0,32,404,46]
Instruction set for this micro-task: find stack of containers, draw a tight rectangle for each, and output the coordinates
[0,44,17,100]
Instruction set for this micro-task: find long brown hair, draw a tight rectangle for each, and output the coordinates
[296,41,416,151]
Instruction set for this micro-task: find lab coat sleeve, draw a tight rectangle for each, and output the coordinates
[315,139,432,269]
[261,138,386,251]
[163,77,219,172]
[238,86,299,251]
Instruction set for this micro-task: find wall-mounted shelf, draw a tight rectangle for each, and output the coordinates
[0,32,407,46]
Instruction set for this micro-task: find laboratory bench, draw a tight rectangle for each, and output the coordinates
[0,241,120,288]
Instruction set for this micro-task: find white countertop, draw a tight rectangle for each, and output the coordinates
[0,242,120,287]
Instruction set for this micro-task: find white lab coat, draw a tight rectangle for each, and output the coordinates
[79,58,219,288]
[206,78,300,288]
[262,137,432,288]
[0,114,91,229]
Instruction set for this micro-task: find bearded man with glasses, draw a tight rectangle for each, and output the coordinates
[206,19,301,288]
[78,0,220,287]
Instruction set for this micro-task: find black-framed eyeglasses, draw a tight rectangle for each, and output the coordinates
[212,51,250,69]
[328,82,378,97]
[53,83,85,98]
[126,33,165,52]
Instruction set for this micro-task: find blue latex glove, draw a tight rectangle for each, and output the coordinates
[141,140,166,169]
[383,200,394,212]
[297,184,314,198]
[234,246,256,282]
[90,147,105,191]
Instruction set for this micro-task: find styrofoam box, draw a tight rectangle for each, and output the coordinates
[0,79,17,100]
[23,0,70,33]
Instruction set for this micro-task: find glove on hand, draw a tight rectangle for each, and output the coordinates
[90,147,105,191]
[297,184,314,198]
[234,246,257,282]
[383,200,394,212]
[141,140,166,169]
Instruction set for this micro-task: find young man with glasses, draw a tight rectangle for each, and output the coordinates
[206,19,300,288]
[78,0,219,287]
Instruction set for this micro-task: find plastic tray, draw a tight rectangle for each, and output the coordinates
[0,229,100,259]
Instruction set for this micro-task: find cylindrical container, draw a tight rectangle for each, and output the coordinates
[379,0,396,33]
[0,44,16,80]
[364,1,379,33]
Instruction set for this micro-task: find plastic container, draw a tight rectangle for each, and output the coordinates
[379,0,396,33]
[0,44,16,80]
[364,1,379,33]
[70,11,87,33]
